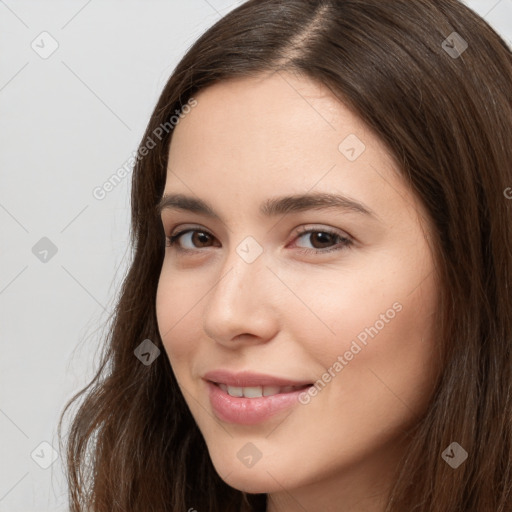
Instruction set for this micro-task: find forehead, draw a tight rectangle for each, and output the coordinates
[167,72,384,181]
[169,72,361,150]
[163,72,427,231]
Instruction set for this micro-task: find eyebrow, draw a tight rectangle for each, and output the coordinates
[156,192,376,221]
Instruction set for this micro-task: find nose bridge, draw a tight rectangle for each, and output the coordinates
[202,236,277,343]
[208,238,267,313]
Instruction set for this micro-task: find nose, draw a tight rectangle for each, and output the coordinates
[202,245,280,348]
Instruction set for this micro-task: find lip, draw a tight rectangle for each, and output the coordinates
[203,369,312,387]
[203,370,313,425]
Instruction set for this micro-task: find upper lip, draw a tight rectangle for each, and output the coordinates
[203,369,313,388]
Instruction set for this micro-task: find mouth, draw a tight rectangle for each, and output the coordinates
[205,380,314,425]
[211,381,311,398]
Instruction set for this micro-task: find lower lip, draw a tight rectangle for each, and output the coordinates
[206,381,312,425]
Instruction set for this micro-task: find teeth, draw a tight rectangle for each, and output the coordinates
[226,385,243,397]
[218,383,302,398]
[263,385,281,396]
[243,386,263,398]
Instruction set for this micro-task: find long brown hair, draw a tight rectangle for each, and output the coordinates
[58,1,512,510]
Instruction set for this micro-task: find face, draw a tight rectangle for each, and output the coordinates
[156,71,440,511]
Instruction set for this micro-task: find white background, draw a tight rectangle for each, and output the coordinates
[0,1,510,510]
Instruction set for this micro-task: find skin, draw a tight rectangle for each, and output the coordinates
[156,71,441,512]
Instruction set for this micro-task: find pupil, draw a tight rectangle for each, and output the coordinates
[195,232,209,246]
[313,232,332,248]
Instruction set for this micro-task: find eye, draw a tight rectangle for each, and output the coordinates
[292,226,353,254]
[165,227,218,252]
[164,225,353,255]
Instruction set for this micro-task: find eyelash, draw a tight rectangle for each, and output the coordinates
[164,225,353,255]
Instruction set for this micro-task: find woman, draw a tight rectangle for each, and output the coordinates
[59,0,512,510]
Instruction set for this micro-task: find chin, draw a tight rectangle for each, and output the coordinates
[222,474,278,494]
[212,458,283,494]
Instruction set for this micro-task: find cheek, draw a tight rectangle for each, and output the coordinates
[276,259,434,357]
[287,250,439,403]
[155,270,202,363]
[327,283,438,425]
